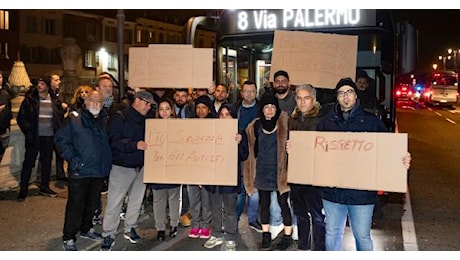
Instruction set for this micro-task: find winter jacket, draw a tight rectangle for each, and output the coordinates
[54,108,112,179]
[108,106,146,168]
[243,111,289,196]
[316,102,388,205]
[17,88,65,148]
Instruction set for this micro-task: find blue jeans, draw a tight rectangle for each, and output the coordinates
[236,184,259,224]
[322,199,374,251]
[270,191,282,225]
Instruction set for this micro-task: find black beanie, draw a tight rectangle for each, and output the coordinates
[259,92,281,132]
[195,95,212,109]
[273,70,289,81]
[335,77,358,93]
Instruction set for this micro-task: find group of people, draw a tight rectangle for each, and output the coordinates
[11,69,411,251]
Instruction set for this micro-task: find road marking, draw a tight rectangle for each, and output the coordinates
[434,111,442,117]
[446,118,457,124]
[402,188,419,251]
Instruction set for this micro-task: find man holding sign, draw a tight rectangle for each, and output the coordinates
[316,78,412,251]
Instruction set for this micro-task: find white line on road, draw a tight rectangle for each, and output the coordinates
[402,188,419,251]
[435,111,442,117]
[446,118,457,124]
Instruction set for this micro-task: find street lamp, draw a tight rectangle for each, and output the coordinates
[433,63,438,71]
[439,55,447,70]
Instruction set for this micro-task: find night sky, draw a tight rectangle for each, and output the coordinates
[393,9,460,73]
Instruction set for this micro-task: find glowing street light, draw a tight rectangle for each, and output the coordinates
[433,63,438,71]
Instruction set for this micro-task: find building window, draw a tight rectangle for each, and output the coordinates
[86,22,96,42]
[84,50,96,68]
[43,19,56,35]
[105,26,117,42]
[108,52,116,70]
[0,10,9,30]
[136,29,141,43]
[26,16,37,33]
[124,29,133,44]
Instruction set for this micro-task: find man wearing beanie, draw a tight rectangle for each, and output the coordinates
[316,77,412,251]
[243,92,292,250]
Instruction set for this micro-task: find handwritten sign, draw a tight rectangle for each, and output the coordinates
[287,131,408,193]
[270,30,358,89]
[144,119,238,185]
[128,44,213,89]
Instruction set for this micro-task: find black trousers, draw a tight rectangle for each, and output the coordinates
[63,177,104,241]
[20,136,54,190]
[259,190,292,227]
[290,184,326,250]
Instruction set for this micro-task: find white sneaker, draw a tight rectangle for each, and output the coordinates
[225,240,237,251]
[204,236,224,249]
[270,224,284,240]
[292,224,298,241]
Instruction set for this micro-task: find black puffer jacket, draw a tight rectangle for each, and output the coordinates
[108,106,146,168]
[54,108,112,179]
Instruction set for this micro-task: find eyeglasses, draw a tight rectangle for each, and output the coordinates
[337,89,355,97]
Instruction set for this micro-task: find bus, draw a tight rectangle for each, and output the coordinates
[422,70,459,108]
[187,9,417,132]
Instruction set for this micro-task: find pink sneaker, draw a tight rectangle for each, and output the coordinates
[188,228,200,238]
[200,228,211,239]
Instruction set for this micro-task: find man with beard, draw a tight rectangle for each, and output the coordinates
[173,88,195,119]
[273,70,296,116]
[211,84,229,115]
[54,90,111,251]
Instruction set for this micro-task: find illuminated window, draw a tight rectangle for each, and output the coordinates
[84,50,96,68]
[107,52,116,70]
[0,10,9,30]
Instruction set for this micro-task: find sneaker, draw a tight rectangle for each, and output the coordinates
[249,220,263,233]
[39,187,57,197]
[188,227,200,238]
[80,228,102,241]
[204,236,224,249]
[124,227,140,244]
[119,212,126,221]
[180,213,191,227]
[199,228,211,239]
[92,215,103,225]
[63,239,77,251]
[157,230,165,241]
[170,226,178,238]
[270,224,284,240]
[225,240,237,251]
[100,235,115,251]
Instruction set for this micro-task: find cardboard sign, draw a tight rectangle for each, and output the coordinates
[128,44,213,89]
[270,30,358,89]
[287,131,408,193]
[144,119,238,185]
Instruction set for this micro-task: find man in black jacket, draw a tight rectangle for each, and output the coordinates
[100,90,154,251]
[16,77,65,201]
[54,89,112,251]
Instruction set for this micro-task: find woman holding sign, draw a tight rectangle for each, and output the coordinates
[243,92,292,250]
[151,98,181,241]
